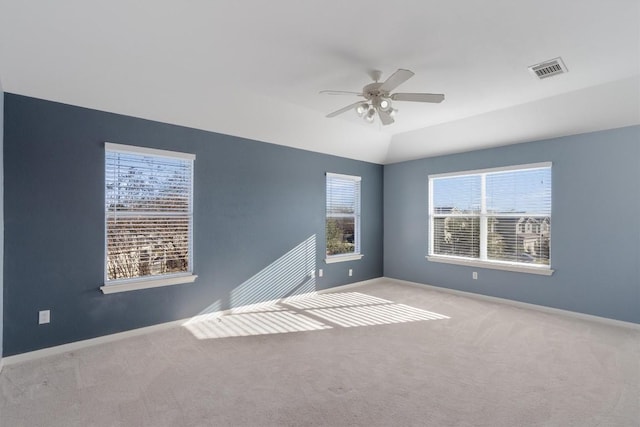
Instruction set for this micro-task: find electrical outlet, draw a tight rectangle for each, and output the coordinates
[472,272,478,280]
[318,269,323,277]
[38,310,50,324]
[348,268,353,277]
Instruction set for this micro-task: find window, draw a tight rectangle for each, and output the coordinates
[102,143,197,294]
[326,173,362,263]
[428,163,552,275]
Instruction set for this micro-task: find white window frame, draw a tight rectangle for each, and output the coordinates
[325,172,363,264]
[101,142,198,294]
[427,162,553,276]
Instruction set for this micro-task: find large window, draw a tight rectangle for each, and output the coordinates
[428,163,552,274]
[103,143,196,293]
[326,173,362,263]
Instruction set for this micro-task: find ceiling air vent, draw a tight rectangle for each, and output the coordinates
[528,57,568,79]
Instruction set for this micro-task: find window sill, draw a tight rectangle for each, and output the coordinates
[100,274,198,294]
[426,256,553,276]
[325,254,364,264]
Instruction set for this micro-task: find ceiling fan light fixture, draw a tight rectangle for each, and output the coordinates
[364,108,376,122]
[379,98,391,111]
[389,108,398,117]
[356,103,368,116]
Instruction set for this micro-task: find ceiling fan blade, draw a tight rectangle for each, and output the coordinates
[391,93,445,103]
[378,109,395,126]
[379,69,415,92]
[326,101,365,118]
[320,90,364,96]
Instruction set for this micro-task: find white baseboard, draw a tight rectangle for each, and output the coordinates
[1,278,383,367]
[3,318,189,367]
[385,277,640,331]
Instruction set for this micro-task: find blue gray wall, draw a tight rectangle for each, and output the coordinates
[384,126,640,324]
[3,94,383,356]
[0,79,4,362]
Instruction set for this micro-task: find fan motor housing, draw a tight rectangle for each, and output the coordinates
[363,82,387,99]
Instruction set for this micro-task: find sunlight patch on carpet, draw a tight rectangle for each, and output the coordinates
[183,291,449,339]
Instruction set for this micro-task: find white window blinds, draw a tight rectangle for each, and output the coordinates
[431,174,482,259]
[485,167,551,264]
[326,173,361,258]
[429,163,551,268]
[105,143,195,283]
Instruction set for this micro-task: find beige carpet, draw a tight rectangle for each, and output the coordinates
[1,279,638,426]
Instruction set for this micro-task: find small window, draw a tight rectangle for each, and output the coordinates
[428,163,552,275]
[325,173,363,263]
[103,143,196,293]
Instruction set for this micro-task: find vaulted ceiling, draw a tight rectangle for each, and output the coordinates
[1,1,638,164]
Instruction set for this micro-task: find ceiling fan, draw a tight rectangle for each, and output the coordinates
[320,69,444,126]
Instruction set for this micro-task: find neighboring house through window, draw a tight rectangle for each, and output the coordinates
[325,172,363,263]
[428,163,552,275]
[102,143,197,294]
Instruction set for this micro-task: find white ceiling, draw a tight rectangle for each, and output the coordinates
[1,0,638,164]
